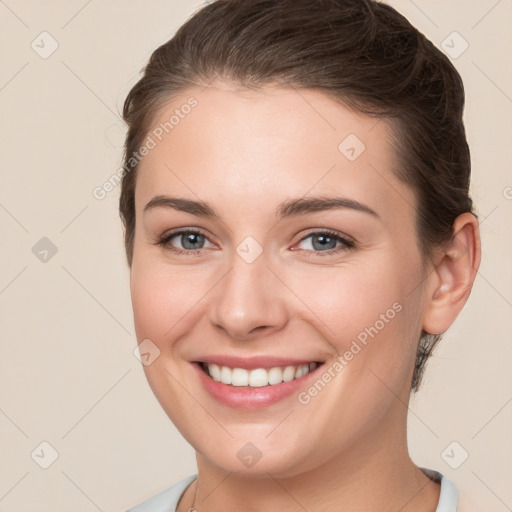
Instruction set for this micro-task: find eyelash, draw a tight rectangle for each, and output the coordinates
[296,229,356,258]
[154,228,356,258]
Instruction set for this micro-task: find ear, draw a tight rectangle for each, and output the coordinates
[422,213,481,335]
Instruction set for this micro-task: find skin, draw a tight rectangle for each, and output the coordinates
[129,80,480,512]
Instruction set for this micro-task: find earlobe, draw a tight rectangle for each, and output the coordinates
[422,213,481,335]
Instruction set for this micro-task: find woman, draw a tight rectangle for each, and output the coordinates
[120,1,480,510]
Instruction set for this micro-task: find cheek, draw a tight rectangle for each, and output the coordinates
[289,263,420,428]
[288,258,421,378]
[129,262,209,424]
[289,262,404,339]
[130,259,218,351]
[130,261,201,346]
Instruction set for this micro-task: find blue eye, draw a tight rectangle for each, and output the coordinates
[156,229,216,255]
[155,228,356,257]
[172,232,206,250]
[295,230,355,257]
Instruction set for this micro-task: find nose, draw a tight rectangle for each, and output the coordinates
[208,249,289,341]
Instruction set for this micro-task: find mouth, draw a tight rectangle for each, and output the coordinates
[196,360,325,387]
[190,355,326,408]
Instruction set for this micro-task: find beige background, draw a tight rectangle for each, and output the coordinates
[0,1,510,510]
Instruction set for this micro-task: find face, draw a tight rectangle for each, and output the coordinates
[130,81,429,477]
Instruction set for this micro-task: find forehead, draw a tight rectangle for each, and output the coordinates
[135,82,416,224]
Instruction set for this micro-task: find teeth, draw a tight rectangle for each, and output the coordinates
[232,368,249,386]
[295,364,309,379]
[268,367,283,385]
[220,365,232,384]
[249,368,268,387]
[283,366,296,382]
[204,362,318,387]
[209,363,221,382]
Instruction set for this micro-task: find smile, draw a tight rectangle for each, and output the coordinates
[200,361,319,387]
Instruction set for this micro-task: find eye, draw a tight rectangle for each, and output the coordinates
[294,230,355,256]
[155,229,216,254]
[153,228,356,257]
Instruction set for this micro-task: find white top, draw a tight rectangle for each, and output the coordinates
[125,467,458,512]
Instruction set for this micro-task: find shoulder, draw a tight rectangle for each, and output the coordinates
[420,467,459,511]
[124,474,197,512]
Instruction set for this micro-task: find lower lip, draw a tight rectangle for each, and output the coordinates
[192,362,323,409]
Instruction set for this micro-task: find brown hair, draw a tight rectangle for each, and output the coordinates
[119,0,475,392]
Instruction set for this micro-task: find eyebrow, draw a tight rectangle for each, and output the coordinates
[143,194,380,220]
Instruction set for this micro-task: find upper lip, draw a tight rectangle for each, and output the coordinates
[193,355,323,370]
